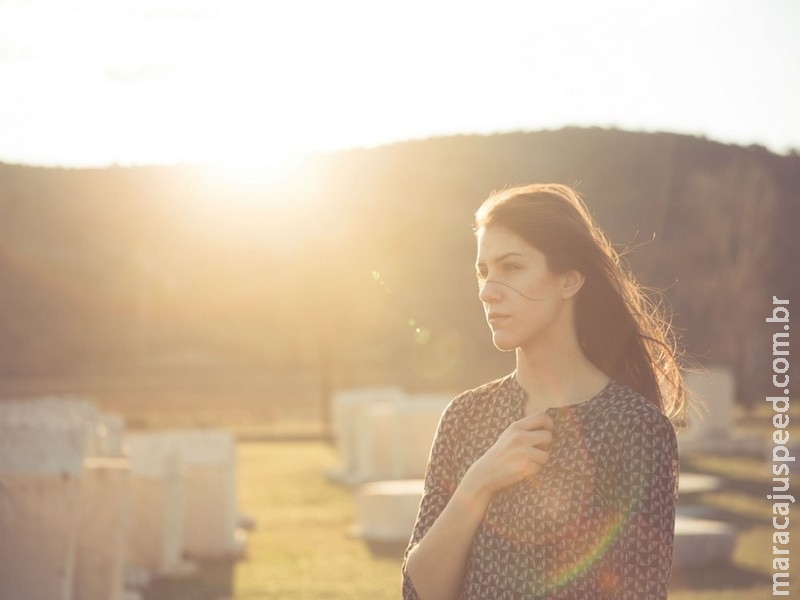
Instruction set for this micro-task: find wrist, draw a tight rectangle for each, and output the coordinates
[457,467,494,509]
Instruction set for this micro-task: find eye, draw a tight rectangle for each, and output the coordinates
[502,262,521,272]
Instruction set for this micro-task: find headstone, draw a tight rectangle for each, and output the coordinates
[677,473,723,495]
[126,429,242,562]
[683,367,735,441]
[390,395,450,480]
[74,414,131,600]
[125,434,187,575]
[353,479,424,556]
[0,398,95,600]
[166,430,241,559]
[672,516,737,569]
[353,478,739,569]
[327,387,405,484]
[678,367,763,455]
[328,388,451,484]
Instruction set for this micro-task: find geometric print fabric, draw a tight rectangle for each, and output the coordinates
[402,374,679,599]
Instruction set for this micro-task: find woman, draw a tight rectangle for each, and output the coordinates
[402,184,686,599]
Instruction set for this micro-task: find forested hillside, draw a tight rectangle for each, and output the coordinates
[0,128,797,405]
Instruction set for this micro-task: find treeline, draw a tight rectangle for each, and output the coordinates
[0,127,797,405]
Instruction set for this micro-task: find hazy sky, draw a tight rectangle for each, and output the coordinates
[0,0,797,167]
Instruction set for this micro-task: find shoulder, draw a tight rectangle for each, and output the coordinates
[596,383,679,502]
[595,381,677,447]
[600,381,672,425]
[440,374,516,424]
[447,374,514,409]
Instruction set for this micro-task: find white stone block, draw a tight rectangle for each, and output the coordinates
[74,458,130,600]
[677,473,723,495]
[354,402,396,482]
[354,396,449,483]
[352,480,740,568]
[329,388,450,484]
[673,516,737,569]
[86,413,127,458]
[126,435,186,575]
[126,429,240,562]
[0,398,96,600]
[354,479,424,553]
[328,387,405,484]
[73,412,131,600]
[0,397,95,474]
[0,472,84,600]
[682,367,735,443]
[166,430,239,559]
[391,396,450,480]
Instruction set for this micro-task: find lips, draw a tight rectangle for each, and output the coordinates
[487,312,510,324]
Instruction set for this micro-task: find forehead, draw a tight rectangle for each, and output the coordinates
[475,226,543,263]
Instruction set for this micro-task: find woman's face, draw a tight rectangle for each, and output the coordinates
[475,226,575,352]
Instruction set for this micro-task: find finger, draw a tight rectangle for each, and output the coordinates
[515,428,553,449]
[528,446,550,465]
[526,428,553,449]
[513,413,555,432]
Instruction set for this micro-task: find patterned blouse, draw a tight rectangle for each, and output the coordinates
[402,374,679,599]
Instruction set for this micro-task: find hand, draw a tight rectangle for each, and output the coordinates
[462,413,554,498]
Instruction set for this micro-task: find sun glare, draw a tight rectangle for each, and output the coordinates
[0,0,797,166]
[204,152,312,201]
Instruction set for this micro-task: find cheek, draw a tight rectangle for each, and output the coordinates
[517,271,559,300]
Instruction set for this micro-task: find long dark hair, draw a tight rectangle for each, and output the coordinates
[475,183,687,426]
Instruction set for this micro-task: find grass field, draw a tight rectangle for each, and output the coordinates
[206,436,795,600]
[4,374,796,599]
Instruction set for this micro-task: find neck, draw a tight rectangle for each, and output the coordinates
[514,331,609,414]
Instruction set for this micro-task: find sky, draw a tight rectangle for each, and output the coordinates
[0,0,798,167]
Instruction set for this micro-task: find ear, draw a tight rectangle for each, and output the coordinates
[560,270,585,300]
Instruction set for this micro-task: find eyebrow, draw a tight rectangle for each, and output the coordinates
[475,251,527,268]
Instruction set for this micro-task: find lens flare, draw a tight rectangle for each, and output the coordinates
[480,408,650,594]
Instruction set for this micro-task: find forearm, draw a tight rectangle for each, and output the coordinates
[405,479,492,600]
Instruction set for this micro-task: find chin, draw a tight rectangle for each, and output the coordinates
[491,334,519,353]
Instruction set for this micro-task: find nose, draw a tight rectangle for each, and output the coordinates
[478,279,503,303]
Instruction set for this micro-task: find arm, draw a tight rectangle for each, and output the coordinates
[600,411,679,599]
[402,412,553,600]
[403,474,492,600]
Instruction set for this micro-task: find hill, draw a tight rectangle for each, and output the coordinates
[0,127,797,406]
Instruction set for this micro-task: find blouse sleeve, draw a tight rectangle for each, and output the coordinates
[600,410,679,599]
[401,400,461,600]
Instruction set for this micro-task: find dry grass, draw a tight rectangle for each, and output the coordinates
[224,438,796,600]
[4,374,796,598]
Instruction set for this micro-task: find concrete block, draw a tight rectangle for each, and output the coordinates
[126,429,241,562]
[328,387,405,484]
[126,435,186,575]
[74,457,130,600]
[353,479,424,555]
[167,430,239,559]
[681,367,735,444]
[328,388,450,485]
[0,398,96,600]
[391,395,450,480]
[673,516,737,569]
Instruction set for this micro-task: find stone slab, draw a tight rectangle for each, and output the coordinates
[74,459,130,600]
[328,387,405,484]
[0,398,98,600]
[682,368,735,443]
[0,472,83,600]
[352,479,739,569]
[126,429,240,561]
[125,438,186,575]
[329,389,449,485]
[673,516,737,569]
